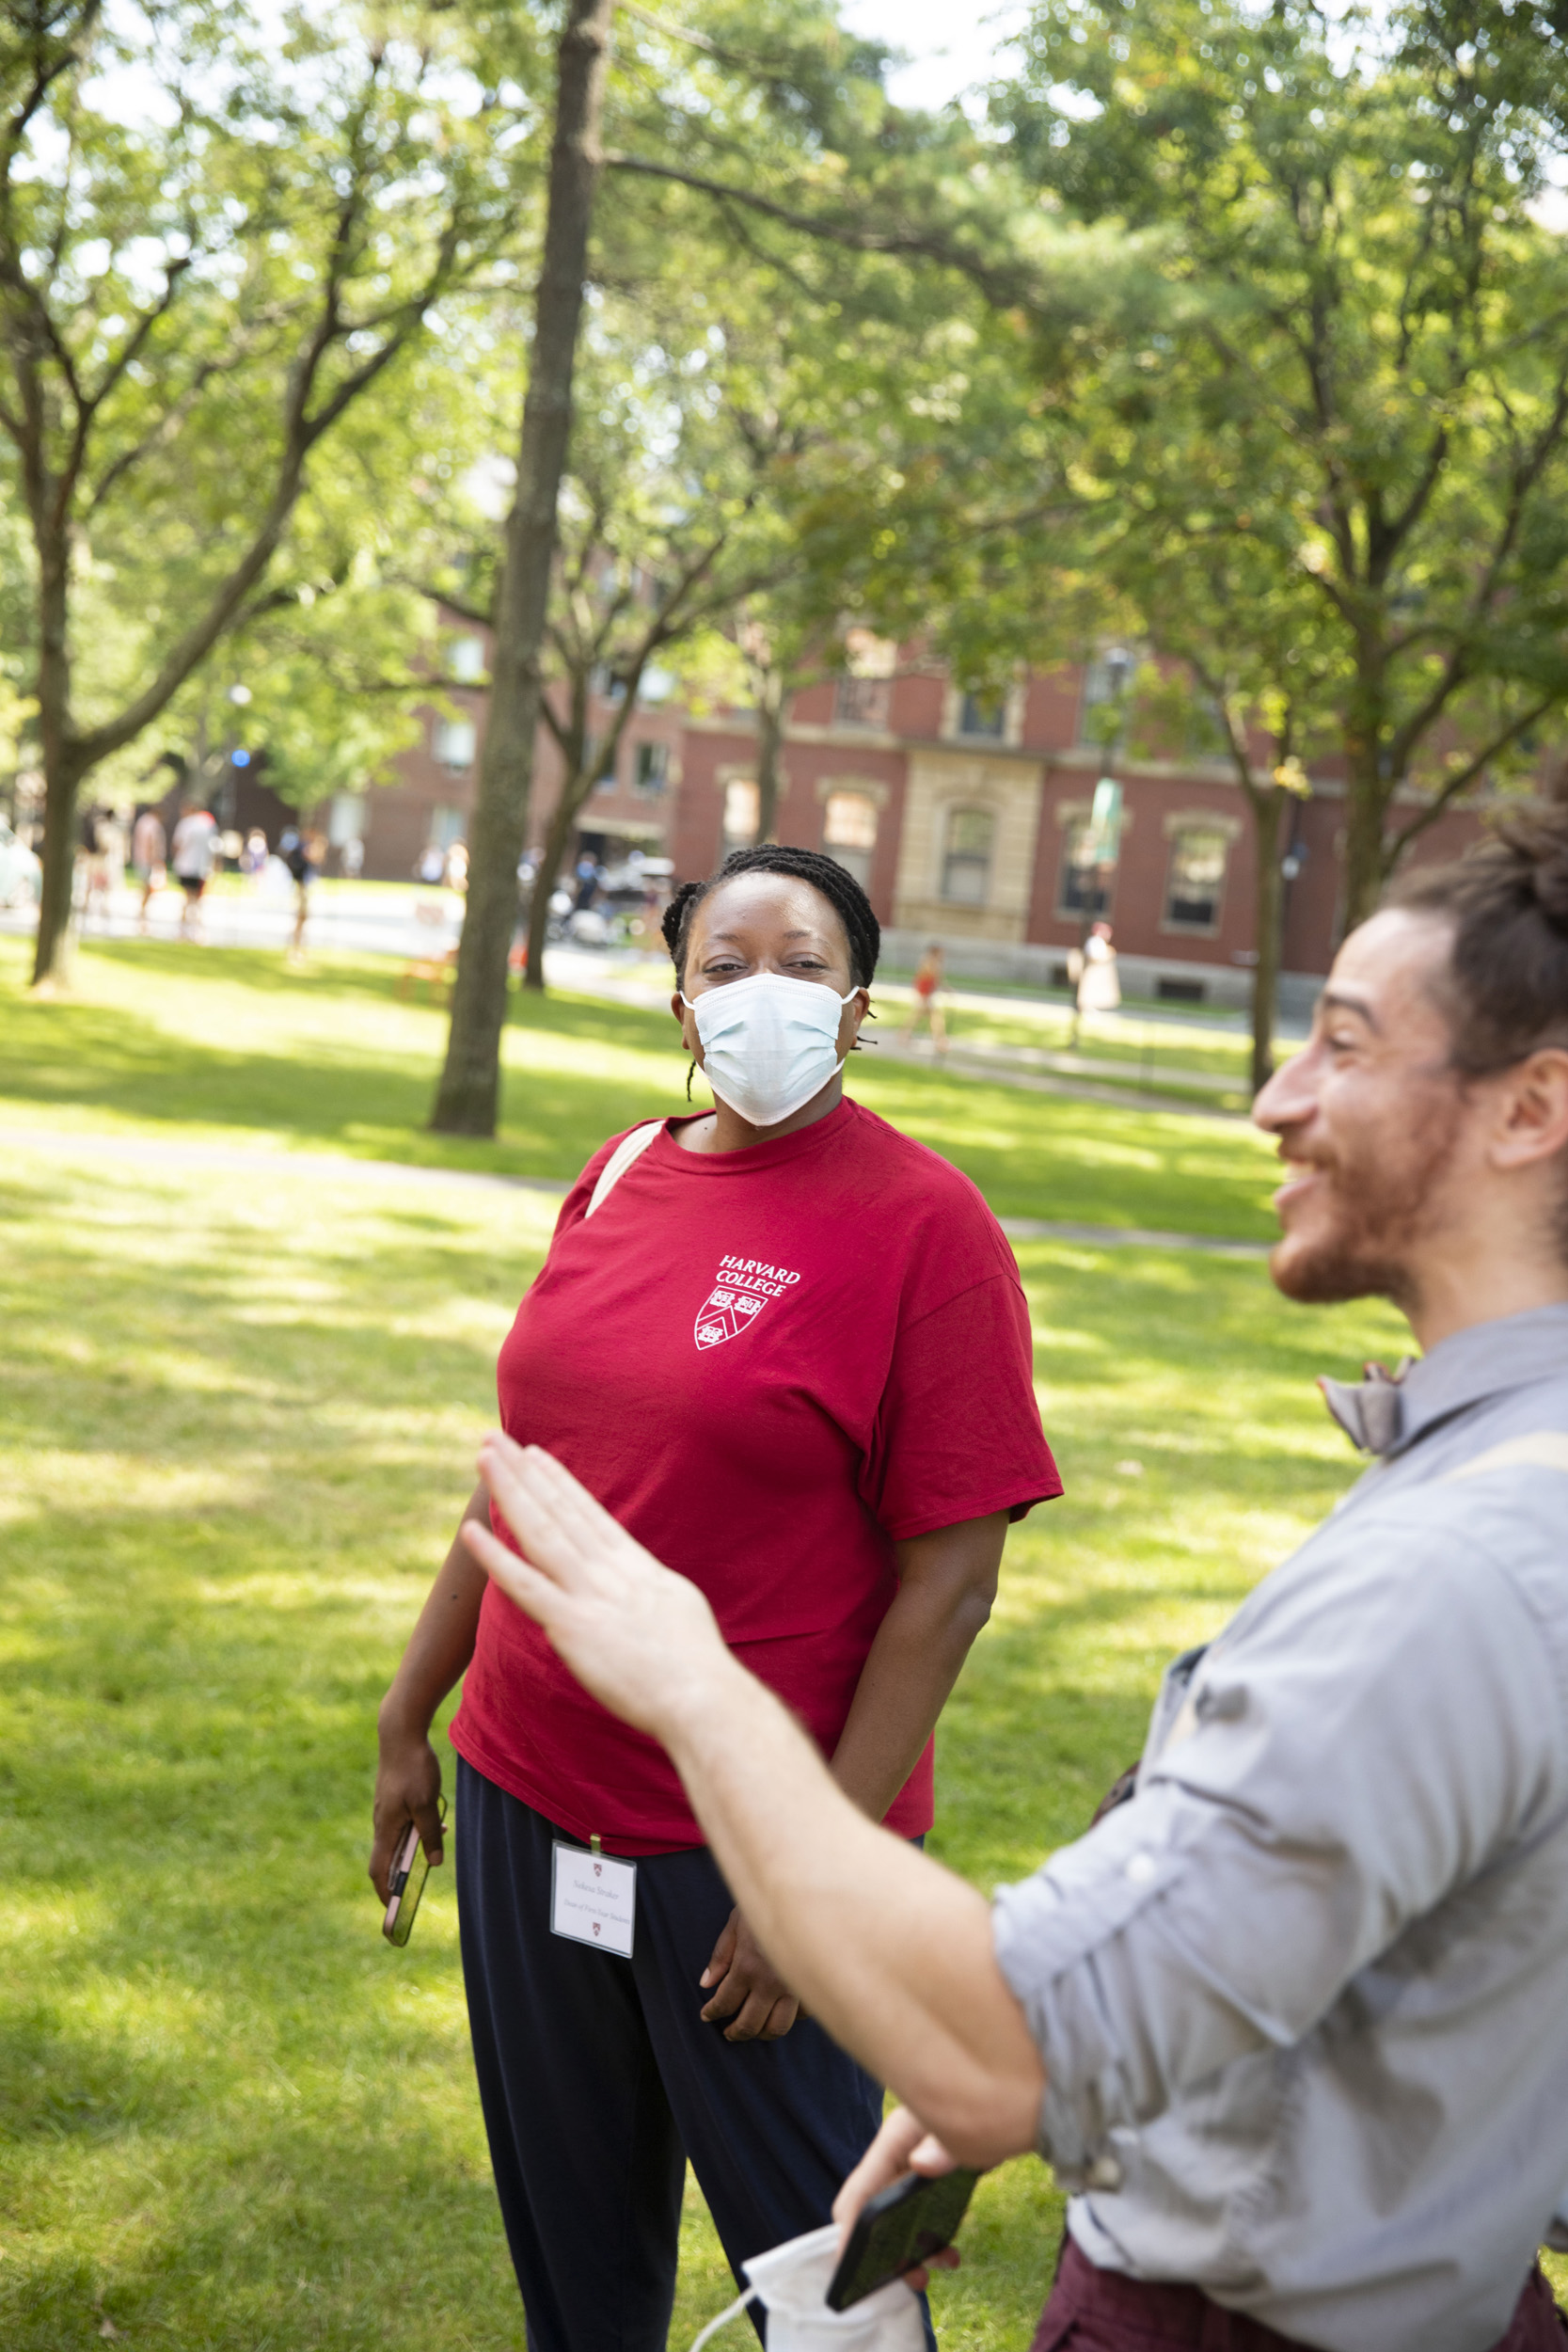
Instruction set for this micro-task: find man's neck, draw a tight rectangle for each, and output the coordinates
[1401,1243,1568,1354]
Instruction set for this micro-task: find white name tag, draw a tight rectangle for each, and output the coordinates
[550,1840,637,1958]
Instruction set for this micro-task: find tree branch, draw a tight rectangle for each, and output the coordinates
[601,151,1037,310]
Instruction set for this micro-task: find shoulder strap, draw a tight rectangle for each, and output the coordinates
[584,1120,663,1220]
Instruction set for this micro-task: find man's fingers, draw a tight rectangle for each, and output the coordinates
[759,1996,800,2040]
[459,1516,564,1617]
[832,2108,929,2241]
[477,1438,628,1586]
[413,1799,445,1866]
[909,2132,957,2178]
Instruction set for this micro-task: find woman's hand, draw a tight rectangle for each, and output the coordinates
[370,1715,446,1905]
[700,1905,800,2040]
[832,2106,964,2288]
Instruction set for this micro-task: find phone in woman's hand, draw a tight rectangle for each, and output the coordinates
[382,1798,446,1947]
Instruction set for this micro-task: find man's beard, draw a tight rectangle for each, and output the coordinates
[1270,1088,1465,1308]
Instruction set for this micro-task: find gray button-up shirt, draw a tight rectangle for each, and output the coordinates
[992,1304,1568,2352]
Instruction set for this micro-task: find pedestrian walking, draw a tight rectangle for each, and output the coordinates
[168,798,217,940]
[130,806,166,934]
[282,825,324,962]
[1069,918,1119,1048]
[370,842,1061,2352]
[902,943,949,1054]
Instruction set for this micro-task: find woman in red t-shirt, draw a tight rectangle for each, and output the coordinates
[371,845,1059,2352]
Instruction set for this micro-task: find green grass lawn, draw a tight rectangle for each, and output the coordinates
[4,940,1557,2348]
[0,937,1278,1236]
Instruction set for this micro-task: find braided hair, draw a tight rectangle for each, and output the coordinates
[661,844,881,992]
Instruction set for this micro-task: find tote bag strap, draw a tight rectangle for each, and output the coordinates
[584,1120,663,1219]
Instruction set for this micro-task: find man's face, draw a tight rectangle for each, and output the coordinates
[1253,910,1470,1306]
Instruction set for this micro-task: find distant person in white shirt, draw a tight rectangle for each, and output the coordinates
[1069,919,1119,1048]
[169,801,218,940]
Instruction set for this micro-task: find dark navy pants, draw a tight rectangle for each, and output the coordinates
[455,1757,909,2352]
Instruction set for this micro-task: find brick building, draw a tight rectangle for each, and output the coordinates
[353,622,1499,1011]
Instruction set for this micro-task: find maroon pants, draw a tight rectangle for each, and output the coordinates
[1031,2236,1568,2350]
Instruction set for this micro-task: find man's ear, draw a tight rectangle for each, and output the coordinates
[1491,1048,1568,1172]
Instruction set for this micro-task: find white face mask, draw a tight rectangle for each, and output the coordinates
[683,972,860,1128]
[689,2224,927,2352]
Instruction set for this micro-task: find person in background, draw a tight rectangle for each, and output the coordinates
[463,810,1568,2352]
[240,827,269,880]
[370,842,1060,2352]
[169,797,217,940]
[283,826,324,962]
[1069,919,1120,1049]
[444,839,468,894]
[340,834,364,881]
[573,849,600,913]
[131,805,166,934]
[902,943,949,1055]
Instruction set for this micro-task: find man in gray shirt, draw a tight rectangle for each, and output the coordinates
[459,811,1568,2351]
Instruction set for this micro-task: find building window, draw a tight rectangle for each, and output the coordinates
[1057,818,1113,919]
[328,793,366,848]
[821,790,878,890]
[635,741,669,795]
[834,676,890,729]
[1077,648,1134,746]
[941,805,994,905]
[1164,825,1230,931]
[448,634,486,683]
[434,716,477,771]
[957,693,1006,739]
[722,778,760,854]
[430,804,466,852]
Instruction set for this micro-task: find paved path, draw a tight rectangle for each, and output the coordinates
[0,1125,1273,1258]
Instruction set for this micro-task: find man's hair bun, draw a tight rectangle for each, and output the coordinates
[1388,805,1568,1073]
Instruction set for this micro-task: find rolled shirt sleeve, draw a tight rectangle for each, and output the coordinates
[991,1503,1565,2184]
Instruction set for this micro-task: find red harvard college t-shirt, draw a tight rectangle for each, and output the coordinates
[450,1097,1060,1851]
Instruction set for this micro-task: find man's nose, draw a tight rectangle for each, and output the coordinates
[1253,1046,1316,1134]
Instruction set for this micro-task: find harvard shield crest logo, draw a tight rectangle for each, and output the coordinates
[694,1286,766,1350]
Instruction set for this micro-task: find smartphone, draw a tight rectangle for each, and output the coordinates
[825,2165,979,2312]
[382,1799,446,1947]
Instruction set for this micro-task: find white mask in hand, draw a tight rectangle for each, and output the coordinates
[684,973,860,1128]
[689,2224,927,2352]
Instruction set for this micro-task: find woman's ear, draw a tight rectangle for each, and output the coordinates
[840,987,872,1056]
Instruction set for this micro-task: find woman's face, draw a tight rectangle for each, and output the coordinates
[672,873,870,1067]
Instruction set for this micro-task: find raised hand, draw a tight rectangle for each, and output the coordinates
[460,1435,733,1740]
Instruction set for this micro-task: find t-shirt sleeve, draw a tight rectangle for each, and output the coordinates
[861,1268,1061,1540]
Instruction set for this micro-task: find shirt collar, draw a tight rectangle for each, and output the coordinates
[1319,1303,1568,1457]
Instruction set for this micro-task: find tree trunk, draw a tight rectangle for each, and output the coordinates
[1247,787,1286,1096]
[32,748,87,987]
[1340,748,1390,935]
[30,524,80,987]
[752,672,786,844]
[522,770,589,993]
[429,0,613,1134]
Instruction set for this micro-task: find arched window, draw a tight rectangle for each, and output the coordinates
[721,779,759,853]
[941,806,994,905]
[821,790,879,889]
[1057,817,1112,919]
[1164,825,1230,931]
[434,717,476,771]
